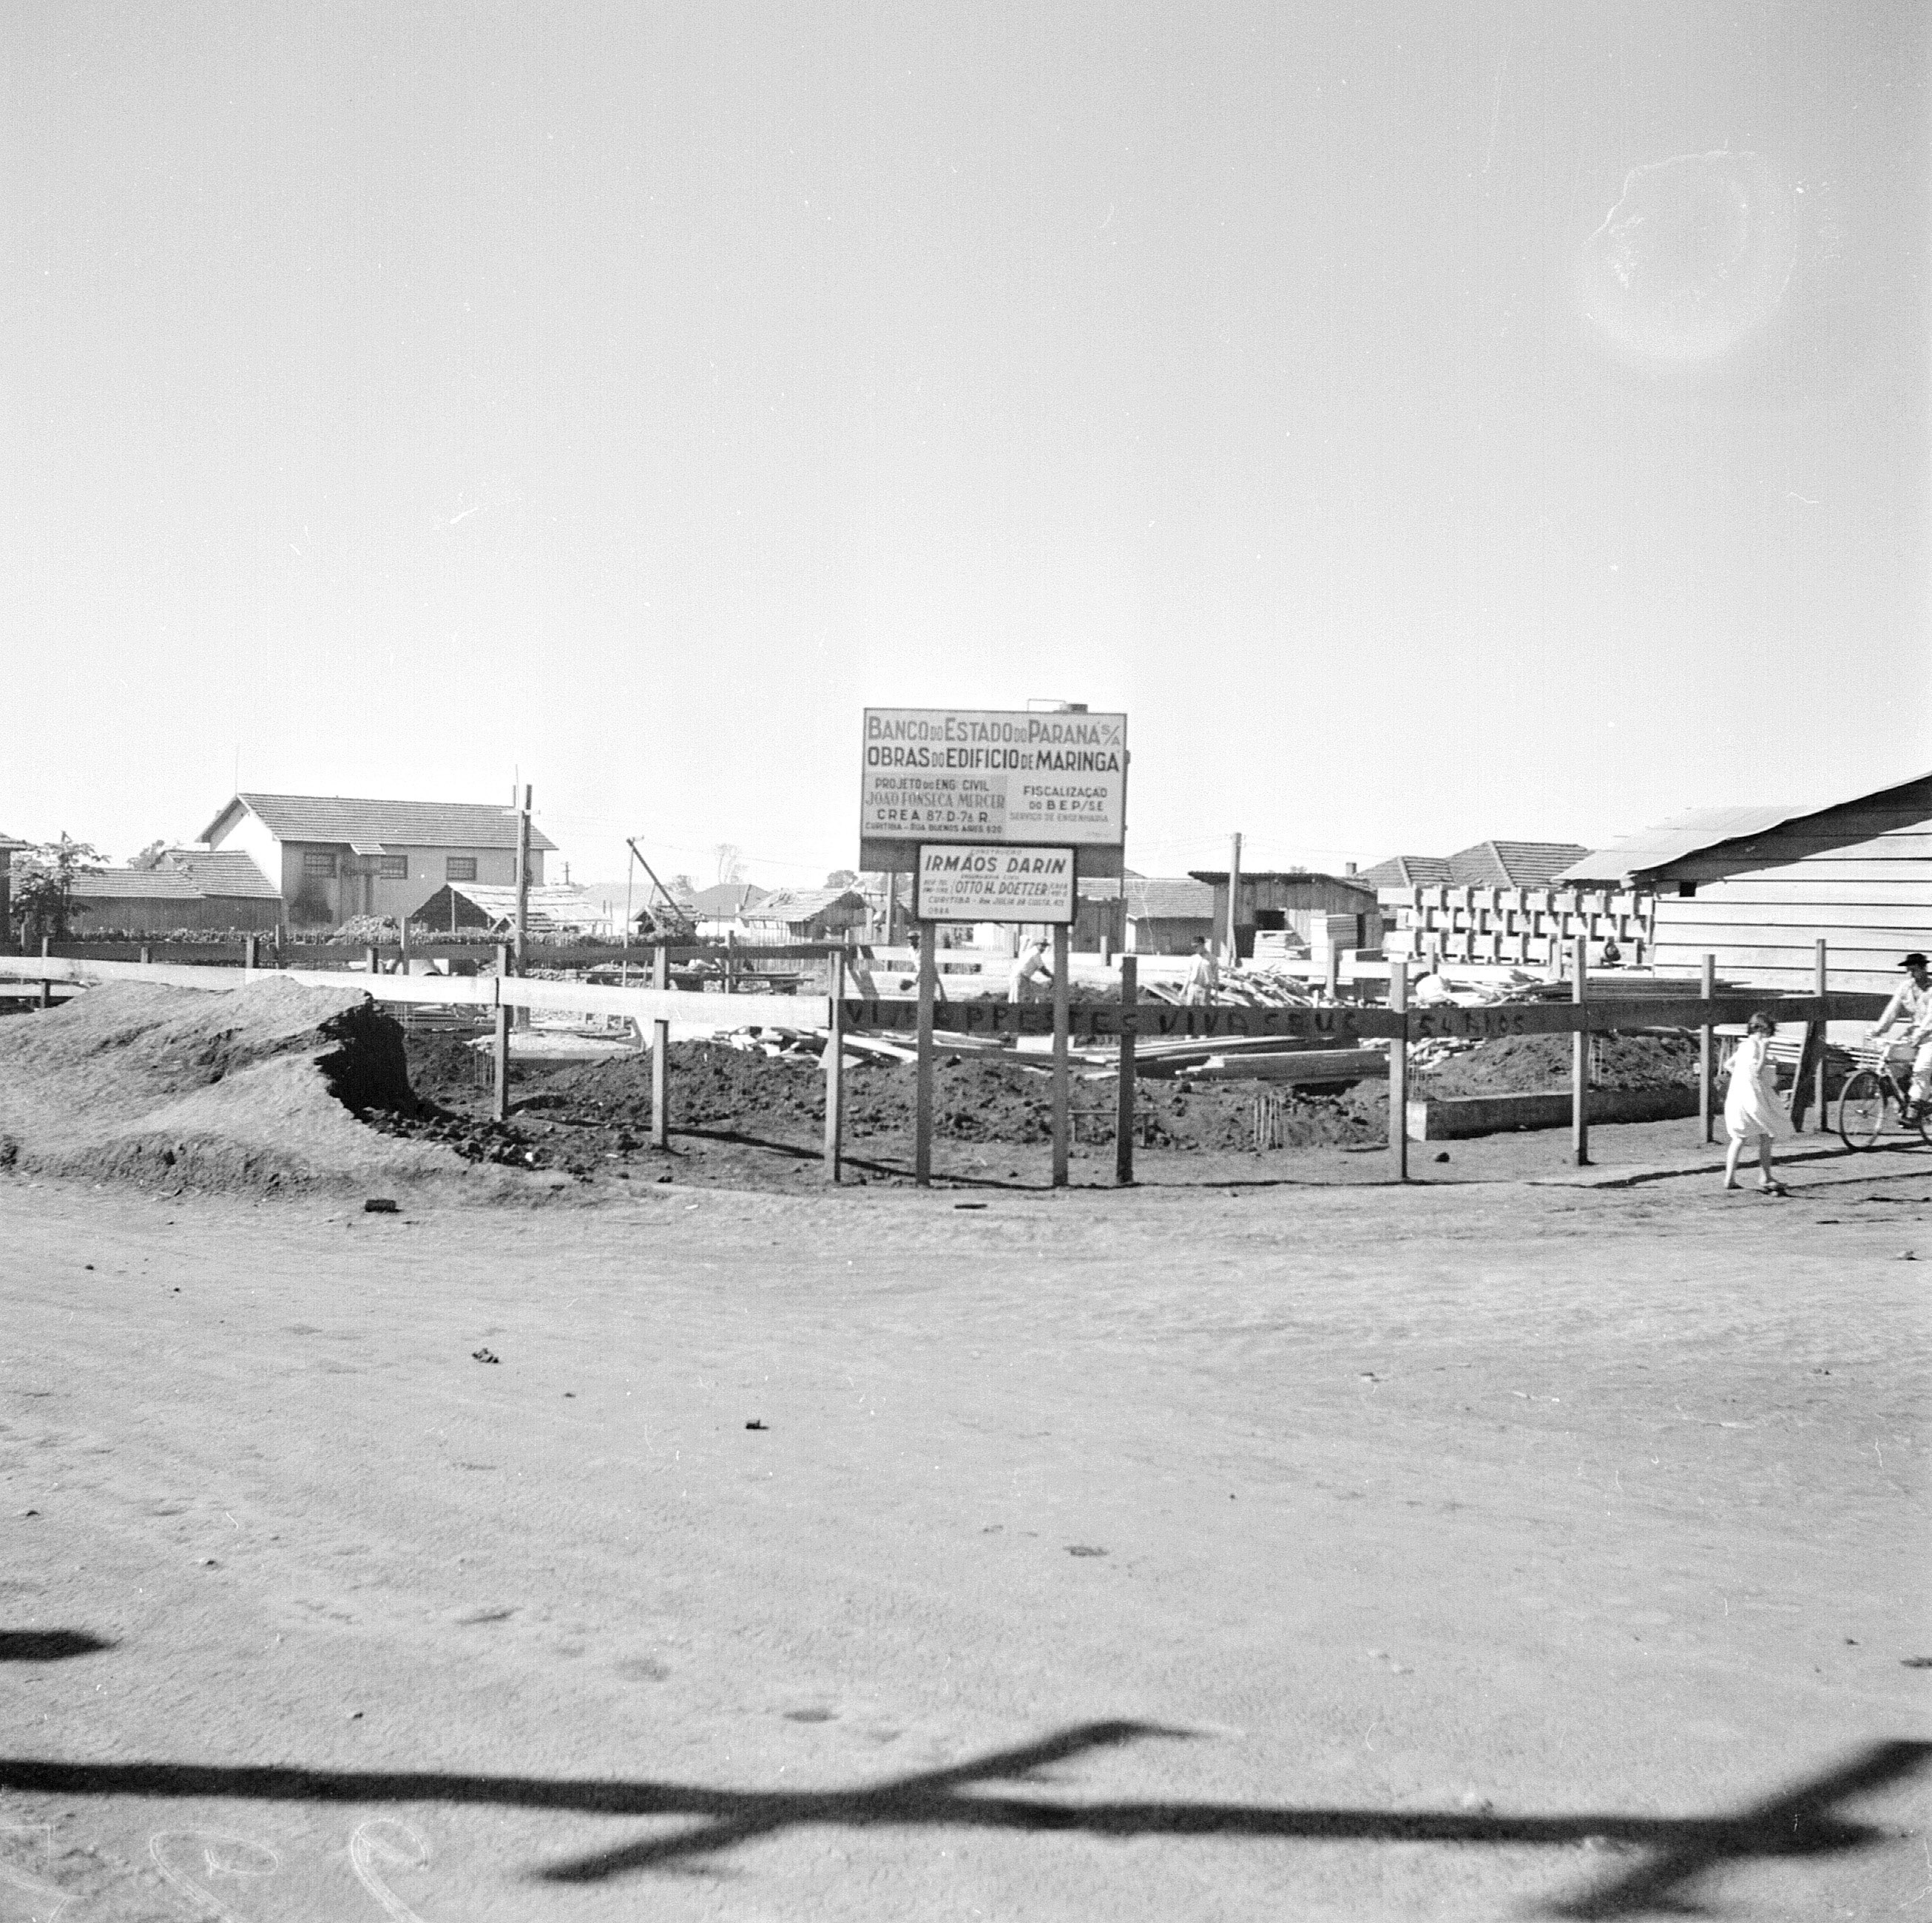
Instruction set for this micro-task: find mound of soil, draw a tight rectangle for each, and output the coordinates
[418,1040,1388,1163]
[1421,1030,1701,1098]
[0,981,474,1194]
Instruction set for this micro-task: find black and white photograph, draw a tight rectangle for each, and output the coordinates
[2,4,1928,1916]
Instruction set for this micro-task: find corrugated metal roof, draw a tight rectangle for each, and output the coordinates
[1557,807,1804,884]
[205,793,556,853]
[71,850,280,901]
[434,884,603,932]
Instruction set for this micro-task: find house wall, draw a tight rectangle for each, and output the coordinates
[1125,914,1215,956]
[279,843,541,927]
[72,893,285,935]
[1649,820,1932,993]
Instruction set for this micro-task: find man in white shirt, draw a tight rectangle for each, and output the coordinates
[1008,936,1053,1003]
[1181,936,1220,1005]
[1871,950,1932,1116]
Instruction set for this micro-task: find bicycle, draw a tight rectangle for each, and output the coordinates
[1835,1043,1931,1151]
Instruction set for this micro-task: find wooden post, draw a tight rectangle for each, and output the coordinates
[491,942,511,1123]
[243,935,258,973]
[1115,954,1138,1186]
[139,946,152,966]
[37,936,51,1010]
[1572,941,1590,1167]
[1225,831,1243,967]
[823,947,845,1183]
[1388,956,1408,1179]
[1788,941,1828,1132]
[914,921,936,1186]
[1813,938,1830,1130]
[364,942,379,978]
[512,783,532,1028]
[1051,922,1070,1188]
[1699,953,1716,1143]
[1325,938,1340,1001]
[651,944,670,1150]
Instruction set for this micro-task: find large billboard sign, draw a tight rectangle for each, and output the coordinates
[915,844,1075,924]
[859,709,1127,873]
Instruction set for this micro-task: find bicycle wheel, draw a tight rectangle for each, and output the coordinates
[1912,1089,1932,1146]
[1837,1070,1890,1150]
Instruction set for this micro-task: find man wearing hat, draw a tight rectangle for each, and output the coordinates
[1870,952,1932,1118]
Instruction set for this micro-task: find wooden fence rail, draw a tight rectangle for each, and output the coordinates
[0,956,1894,1187]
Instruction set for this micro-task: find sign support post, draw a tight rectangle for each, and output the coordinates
[824,947,845,1183]
[1051,923,1070,1188]
[914,921,936,1186]
[1115,955,1138,1186]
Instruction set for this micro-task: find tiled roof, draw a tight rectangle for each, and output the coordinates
[743,888,864,920]
[204,794,555,854]
[1447,841,1593,888]
[72,849,280,901]
[1361,855,1454,890]
[1124,877,1216,921]
[687,883,769,916]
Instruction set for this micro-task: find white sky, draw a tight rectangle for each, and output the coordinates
[5,2,1926,888]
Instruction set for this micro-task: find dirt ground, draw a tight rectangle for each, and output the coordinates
[2,1151,1929,1921]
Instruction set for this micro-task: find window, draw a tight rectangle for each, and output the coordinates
[1677,881,1698,899]
[379,855,408,879]
[303,851,337,879]
[446,856,478,882]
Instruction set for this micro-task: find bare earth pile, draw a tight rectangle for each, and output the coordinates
[518,1044,1386,1155]
[0,981,477,1194]
[1421,1030,1702,1097]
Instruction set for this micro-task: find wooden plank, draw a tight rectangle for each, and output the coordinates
[1649,900,1932,931]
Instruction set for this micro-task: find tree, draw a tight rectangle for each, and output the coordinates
[10,835,104,942]
[825,869,857,889]
[713,843,746,885]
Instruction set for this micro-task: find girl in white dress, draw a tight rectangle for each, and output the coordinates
[1723,1011,1789,1194]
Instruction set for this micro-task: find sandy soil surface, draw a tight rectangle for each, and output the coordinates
[2,1159,1928,1922]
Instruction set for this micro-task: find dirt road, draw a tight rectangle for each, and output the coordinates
[1,1166,1927,1920]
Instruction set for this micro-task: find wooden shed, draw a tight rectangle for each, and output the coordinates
[738,887,868,942]
[1560,775,1932,993]
[1188,870,1382,961]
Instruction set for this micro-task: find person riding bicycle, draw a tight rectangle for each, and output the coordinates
[1868,951,1932,1121]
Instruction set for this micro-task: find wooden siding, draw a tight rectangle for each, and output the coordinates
[1649,820,1932,992]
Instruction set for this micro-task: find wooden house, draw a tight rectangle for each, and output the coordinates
[1559,775,1932,993]
[738,887,868,942]
[67,849,286,935]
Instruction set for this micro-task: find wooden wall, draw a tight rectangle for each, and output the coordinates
[1649,820,1932,993]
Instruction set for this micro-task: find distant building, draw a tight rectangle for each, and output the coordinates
[0,832,32,936]
[738,887,868,943]
[1367,839,1628,973]
[198,794,554,930]
[411,882,605,939]
[1560,775,1932,993]
[65,849,286,935]
[1188,870,1383,961]
[684,882,769,939]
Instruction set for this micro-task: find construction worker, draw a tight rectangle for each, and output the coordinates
[1009,935,1053,1003]
[1181,935,1219,1005]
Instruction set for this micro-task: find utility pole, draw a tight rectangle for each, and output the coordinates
[1225,831,1243,969]
[512,785,533,1030]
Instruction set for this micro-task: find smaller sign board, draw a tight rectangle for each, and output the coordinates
[915,845,1075,925]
